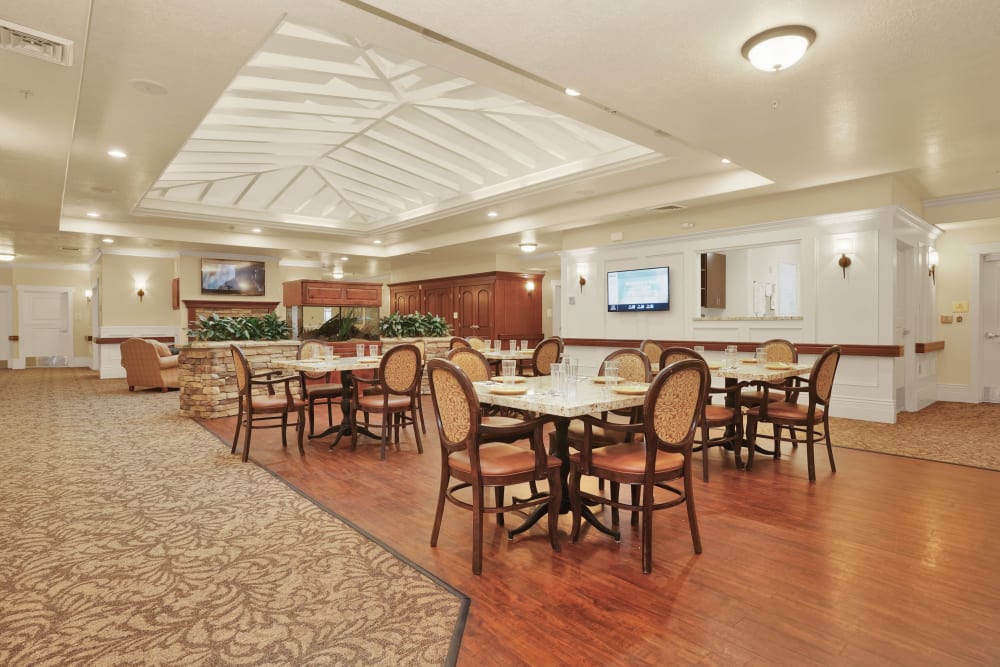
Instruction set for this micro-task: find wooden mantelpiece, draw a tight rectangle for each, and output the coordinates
[182,299,279,324]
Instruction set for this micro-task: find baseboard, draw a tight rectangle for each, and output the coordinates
[830,395,897,424]
[937,384,973,403]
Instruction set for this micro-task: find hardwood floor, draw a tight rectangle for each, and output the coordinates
[200,408,1000,666]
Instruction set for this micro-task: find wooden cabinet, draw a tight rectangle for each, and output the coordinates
[388,271,543,343]
[283,280,382,307]
[700,252,726,309]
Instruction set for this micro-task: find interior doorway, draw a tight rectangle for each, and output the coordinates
[17,286,73,367]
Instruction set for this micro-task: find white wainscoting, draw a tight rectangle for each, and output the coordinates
[98,326,180,379]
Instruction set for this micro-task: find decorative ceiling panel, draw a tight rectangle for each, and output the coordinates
[138,19,655,233]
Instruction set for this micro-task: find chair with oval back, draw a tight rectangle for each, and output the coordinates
[568,357,710,573]
[741,338,800,408]
[530,337,564,376]
[350,343,424,460]
[449,336,471,350]
[743,345,841,482]
[230,344,306,462]
[296,340,343,437]
[639,339,664,368]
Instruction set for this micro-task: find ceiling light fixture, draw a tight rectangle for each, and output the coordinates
[721,158,732,164]
[107,148,127,159]
[564,87,581,97]
[102,238,114,244]
[86,211,100,217]
[251,227,261,233]
[519,242,538,253]
[339,256,349,261]
[373,239,383,245]
[487,211,499,218]
[741,25,816,72]
[0,253,14,262]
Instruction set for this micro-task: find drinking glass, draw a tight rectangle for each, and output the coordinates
[694,345,705,357]
[501,359,517,384]
[550,363,564,395]
[604,360,620,387]
[725,345,738,368]
[369,344,379,358]
[356,343,365,358]
[756,346,766,361]
[323,345,333,360]
[510,340,518,352]
[521,339,529,353]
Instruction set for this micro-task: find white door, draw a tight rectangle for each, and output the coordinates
[0,287,11,362]
[18,287,73,366]
[982,256,1000,402]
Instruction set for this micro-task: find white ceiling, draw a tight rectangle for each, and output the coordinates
[2,0,1000,274]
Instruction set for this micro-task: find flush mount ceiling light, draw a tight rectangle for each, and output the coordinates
[564,88,581,97]
[487,210,499,218]
[107,148,127,159]
[519,242,538,253]
[741,25,816,72]
[0,253,15,262]
[86,211,100,217]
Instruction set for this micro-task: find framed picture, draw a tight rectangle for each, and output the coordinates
[171,277,180,310]
[200,259,265,296]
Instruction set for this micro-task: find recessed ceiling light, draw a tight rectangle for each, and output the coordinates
[741,25,816,72]
[680,222,696,229]
[127,78,169,95]
[107,148,127,159]
[721,158,732,164]
[102,238,114,244]
[487,211,499,218]
[339,256,349,261]
[564,88,582,97]
[519,242,538,253]
[86,211,100,218]
[251,227,261,233]
[373,239,383,245]
[0,253,15,262]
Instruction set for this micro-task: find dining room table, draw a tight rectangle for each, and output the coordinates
[273,354,384,448]
[473,373,648,539]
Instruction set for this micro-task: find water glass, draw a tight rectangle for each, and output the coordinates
[356,343,365,358]
[693,345,705,358]
[756,346,766,361]
[509,340,518,352]
[369,344,379,358]
[521,339,529,353]
[550,363,564,395]
[323,345,333,360]
[725,345,738,368]
[493,339,502,353]
[501,359,517,383]
[604,360,620,386]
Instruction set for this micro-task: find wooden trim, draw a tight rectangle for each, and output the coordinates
[561,338,904,358]
[171,277,180,310]
[8,335,18,342]
[916,341,945,353]
[95,336,175,345]
[389,270,543,289]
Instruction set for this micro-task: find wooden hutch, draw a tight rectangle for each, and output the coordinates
[388,271,544,345]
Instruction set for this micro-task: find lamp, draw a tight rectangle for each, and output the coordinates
[84,289,93,303]
[928,249,939,285]
[741,25,816,72]
[519,242,537,253]
[833,238,855,279]
[136,281,146,302]
[526,280,535,294]
[578,275,587,291]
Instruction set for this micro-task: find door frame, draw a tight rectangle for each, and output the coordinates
[16,285,74,369]
[0,286,11,364]
[969,244,1000,402]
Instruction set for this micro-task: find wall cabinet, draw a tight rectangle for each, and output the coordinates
[700,252,726,309]
[388,271,543,344]
[283,280,382,307]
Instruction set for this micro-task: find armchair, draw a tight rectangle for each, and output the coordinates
[120,338,179,392]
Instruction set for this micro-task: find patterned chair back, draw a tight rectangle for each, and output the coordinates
[644,358,709,458]
[532,337,564,376]
[380,344,422,395]
[761,338,797,364]
[810,346,841,406]
[639,340,663,366]
[297,340,331,380]
[658,346,702,370]
[447,347,492,382]
[598,348,651,382]
[426,358,479,455]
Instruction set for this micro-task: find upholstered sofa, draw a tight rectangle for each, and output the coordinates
[120,338,180,392]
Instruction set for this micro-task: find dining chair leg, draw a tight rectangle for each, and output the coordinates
[242,419,252,463]
[280,413,289,449]
[610,481,620,525]
[569,465,583,542]
[685,473,702,555]
[379,414,390,461]
[307,400,316,437]
[296,407,305,455]
[701,423,711,482]
[806,428,816,482]
[472,483,484,575]
[547,467,562,553]
[641,484,654,574]
[495,487,504,526]
[631,486,640,527]
[232,400,243,454]
[430,459,449,548]
[824,416,837,473]
[411,406,423,454]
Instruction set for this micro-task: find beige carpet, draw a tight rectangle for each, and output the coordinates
[0,369,467,666]
[822,401,1000,471]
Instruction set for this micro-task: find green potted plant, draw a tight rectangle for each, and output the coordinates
[188,312,291,341]
[378,311,449,338]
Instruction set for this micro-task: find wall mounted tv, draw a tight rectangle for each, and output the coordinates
[201,259,265,296]
[607,266,670,312]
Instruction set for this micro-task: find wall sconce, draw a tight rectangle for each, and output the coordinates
[833,238,855,279]
[578,275,587,292]
[136,281,146,302]
[928,249,939,285]
[84,289,93,303]
[525,280,535,294]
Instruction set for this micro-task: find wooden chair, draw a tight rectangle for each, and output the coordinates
[529,336,564,376]
[230,344,306,462]
[412,338,428,434]
[296,340,343,437]
[743,345,841,482]
[426,358,560,575]
[466,336,488,351]
[449,336,471,349]
[569,357,709,573]
[639,339,663,367]
[660,346,743,482]
[350,343,424,460]
[741,338,800,408]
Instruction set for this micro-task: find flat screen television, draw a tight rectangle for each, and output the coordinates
[201,259,265,296]
[607,266,669,312]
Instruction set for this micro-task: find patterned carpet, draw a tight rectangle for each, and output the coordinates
[828,402,1000,471]
[0,369,467,666]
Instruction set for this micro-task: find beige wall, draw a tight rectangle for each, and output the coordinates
[100,254,177,327]
[932,219,1000,386]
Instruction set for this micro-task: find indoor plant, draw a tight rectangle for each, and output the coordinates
[188,312,291,341]
[378,311,449,338]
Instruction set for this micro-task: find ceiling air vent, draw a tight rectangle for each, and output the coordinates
[0,19,74,66]
[649,204,686,212]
